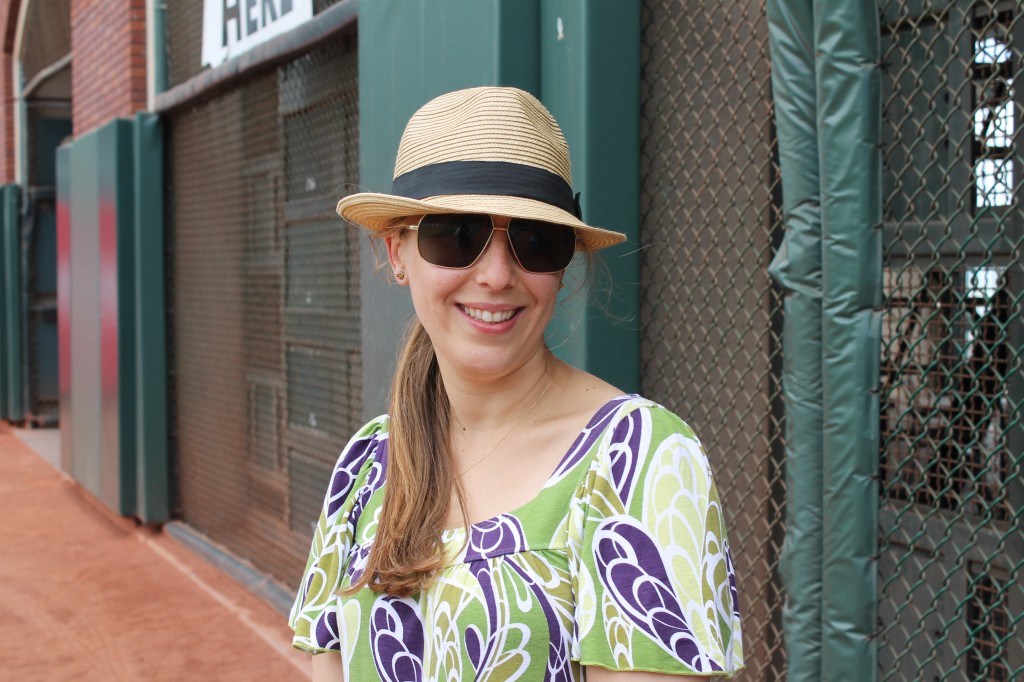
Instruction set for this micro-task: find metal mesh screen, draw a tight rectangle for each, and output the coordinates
[166,32,361,587]
[164,0,352,88]
[879,1,1024,679]
[639,1,786,680]
[19,0,71,86]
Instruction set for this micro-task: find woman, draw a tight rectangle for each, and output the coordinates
[290,87,743,680]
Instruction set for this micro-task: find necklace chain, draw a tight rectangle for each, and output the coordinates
[456,377,554,478]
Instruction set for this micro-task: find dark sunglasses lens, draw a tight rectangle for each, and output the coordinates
[508,219,577,273]
[417,214,493,268]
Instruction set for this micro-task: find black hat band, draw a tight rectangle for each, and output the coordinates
[392,160,582,219]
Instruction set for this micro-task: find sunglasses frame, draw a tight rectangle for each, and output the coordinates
[406,214,578,274]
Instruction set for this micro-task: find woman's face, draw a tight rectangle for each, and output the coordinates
[386,215,563,382]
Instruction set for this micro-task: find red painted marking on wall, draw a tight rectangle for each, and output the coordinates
[56,197,71,394]
[98,197,119,393]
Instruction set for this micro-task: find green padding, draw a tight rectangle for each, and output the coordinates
[766,0,824,679]
[0,186,8,419]
[2,185,22,421]
[814,0,881,677]
[133,112,169,524]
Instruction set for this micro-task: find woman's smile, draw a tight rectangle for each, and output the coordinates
[456,303,524,331]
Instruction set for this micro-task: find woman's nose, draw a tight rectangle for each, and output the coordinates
[473,226,517,287]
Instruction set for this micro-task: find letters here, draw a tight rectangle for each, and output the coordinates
[202,0,312,68]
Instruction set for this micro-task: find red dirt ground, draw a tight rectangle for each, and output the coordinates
[0,423,312,681]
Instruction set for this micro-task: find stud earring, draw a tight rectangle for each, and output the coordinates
[395,271,406,281]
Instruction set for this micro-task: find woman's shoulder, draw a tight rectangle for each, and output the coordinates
[336,414,390,466]
[323,415,391,511]
[574,387,699,445]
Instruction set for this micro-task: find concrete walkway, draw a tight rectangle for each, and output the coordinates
[0,423,312,681]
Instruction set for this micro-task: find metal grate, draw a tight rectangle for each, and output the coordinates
[639,1,786,680]
[19,0,71,86]
[878,0,1024,679]
[166,32,361,588]
[164,0,353,89]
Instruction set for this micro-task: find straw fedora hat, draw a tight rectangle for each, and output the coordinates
[336,86,626,251]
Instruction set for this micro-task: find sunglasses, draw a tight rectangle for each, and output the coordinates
[408,214,578,274]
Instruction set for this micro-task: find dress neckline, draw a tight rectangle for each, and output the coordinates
[440,393,639,537]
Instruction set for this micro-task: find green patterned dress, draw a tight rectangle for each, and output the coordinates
[290,395,744,680]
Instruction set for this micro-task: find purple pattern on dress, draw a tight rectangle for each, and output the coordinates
[464,514,528,562]
[726,546,740,619]
[370,597,424,682]
[504,558,574,681]
[314,608,340,649]
[594,517,723,673]
[348,453,385,532]
[606,408,646,505]
[468,560,502,674]
[345,542,372,584]
[327,430,386,517]
[465,624,484,674]
[547,395,639,486]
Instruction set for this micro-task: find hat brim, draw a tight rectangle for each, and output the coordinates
[336,192,627,251]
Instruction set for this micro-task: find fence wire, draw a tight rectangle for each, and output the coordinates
[166,32,361,588]
[879,1,1024,679]
[639,1,786,680]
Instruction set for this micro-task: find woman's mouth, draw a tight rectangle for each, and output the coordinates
[458,305,521,324]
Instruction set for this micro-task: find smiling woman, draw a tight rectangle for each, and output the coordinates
[288,87,744,681]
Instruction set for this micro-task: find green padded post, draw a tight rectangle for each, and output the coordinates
[0,186,8,419]
[814,0,882,678]
[766,0,824,678]
[2,185,23,421]
[133,112,169,523]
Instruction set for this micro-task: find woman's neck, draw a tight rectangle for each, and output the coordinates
[439,350,560,433]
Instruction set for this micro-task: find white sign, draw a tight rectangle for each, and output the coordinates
[202,0,314,68]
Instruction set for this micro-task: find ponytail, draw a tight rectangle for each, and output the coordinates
[345,319,467,596]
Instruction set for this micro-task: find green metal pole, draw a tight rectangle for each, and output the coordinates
[2,185,23,421]
[814,0,882,678]
[766,0,824,678]
[539,0,640,393]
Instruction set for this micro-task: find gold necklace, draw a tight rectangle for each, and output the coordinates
[455,377,554,477]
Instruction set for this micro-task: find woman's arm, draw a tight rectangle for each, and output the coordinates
[312,652,344,681]
[585,666,706,681]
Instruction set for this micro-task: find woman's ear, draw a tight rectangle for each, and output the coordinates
[385,234,409,286]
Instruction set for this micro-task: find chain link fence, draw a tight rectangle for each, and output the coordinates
[639,1,786,680]
[879,0,1024,679]
[165,29,361,588]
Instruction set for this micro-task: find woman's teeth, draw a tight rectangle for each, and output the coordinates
[461,306,516,323]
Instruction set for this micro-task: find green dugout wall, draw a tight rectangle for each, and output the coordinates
[357,0,640,418]
[55,114,168,523]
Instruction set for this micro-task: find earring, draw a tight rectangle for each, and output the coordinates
[395,271,406,281]
[559,281,565,290]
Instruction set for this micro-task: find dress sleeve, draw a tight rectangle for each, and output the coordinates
[570,401,744,676]
[288,416,388,653]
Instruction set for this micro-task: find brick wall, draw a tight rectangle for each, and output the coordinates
[71,0,147,136]
[0,0,145,181]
